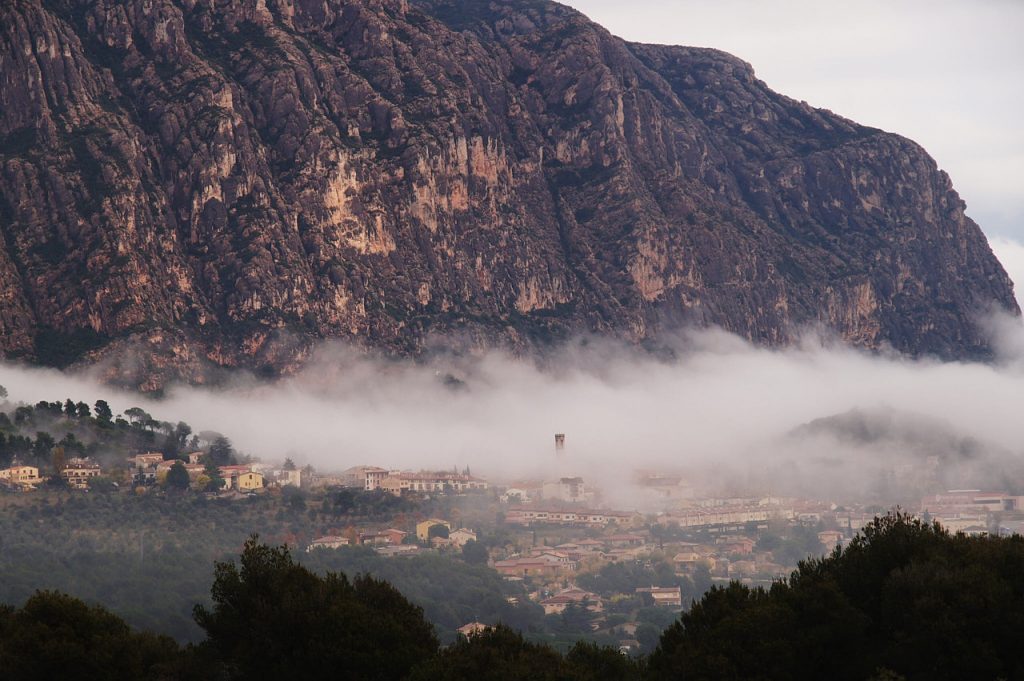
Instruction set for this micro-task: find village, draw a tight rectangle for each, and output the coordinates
[4,430,1023,654]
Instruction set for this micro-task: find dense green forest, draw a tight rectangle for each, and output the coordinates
[2,514,1022,680]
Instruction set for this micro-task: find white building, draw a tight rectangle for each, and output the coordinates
[500,488,531,503]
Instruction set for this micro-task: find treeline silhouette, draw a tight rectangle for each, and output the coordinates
[1,513,1022,680]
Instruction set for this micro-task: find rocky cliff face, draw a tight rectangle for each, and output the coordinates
[0,0,1017,387]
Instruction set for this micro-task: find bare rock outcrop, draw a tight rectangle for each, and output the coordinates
[0,0,1016,387]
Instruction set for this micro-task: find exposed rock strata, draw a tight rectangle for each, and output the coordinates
[0,0,1017,386]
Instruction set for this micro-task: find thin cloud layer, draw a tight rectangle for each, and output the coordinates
[1,315,1022,506]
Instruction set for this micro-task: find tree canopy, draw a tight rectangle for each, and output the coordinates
[461,539,489,565]
[407,625,640,681]
[0,591,179,681]
[193,537,439,680]
[165,461,191,491]
[647,513,1024,681]
[2,515,1022,680]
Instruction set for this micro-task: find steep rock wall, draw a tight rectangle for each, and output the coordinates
[0,0,1016,386]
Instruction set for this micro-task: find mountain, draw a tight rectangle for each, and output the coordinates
[0,0,1017,388]
[786,406,1024,496]
[790,407,997,462]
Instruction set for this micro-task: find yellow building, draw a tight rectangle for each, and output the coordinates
[236,472,264,491]
[0,465,41,488]
[416,518,451,541]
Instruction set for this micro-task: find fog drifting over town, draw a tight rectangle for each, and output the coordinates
[1,305,1022,508]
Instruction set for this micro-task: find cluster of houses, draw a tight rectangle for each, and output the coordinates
[329,466,490,496]
[61,458,102,489]
[656,504,779,530]
[536,586,604,615]
[494,498,874,590]
[0,463,41,491]
[919,489,1024,536]
[306,528,411,554]
[667,535,799,580]
[531,584,681,617]
[0,458,102,491]
[493,533,650,578]
[474,582,680,654]
[306,518,480,558]
[491,530,808,585]
[128,452,204,487]
[504,507,642,528]
[499,476,592,505]
[125,452,302,492]
[528,583,679,618]
[0,450,305,495]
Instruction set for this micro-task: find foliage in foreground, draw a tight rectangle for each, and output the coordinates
[0,492,549,643]
[648,513,1024,681]
[408,626,641,681]
[0,591,179,681]
[193,539,439,680]
[1,514,1023,680]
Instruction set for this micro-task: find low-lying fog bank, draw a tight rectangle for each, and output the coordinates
[1,310,1022,507]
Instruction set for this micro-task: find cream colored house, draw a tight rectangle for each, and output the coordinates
[128,453,165,469]
[636,586,682,608]
[307,536,350,552]
[395,472,488,494]
[539,587,603,615]
[447,528,478,547]
[156,460,205,477]
[379,476,405,496]
[0,465,40,488]
[457,622,490,638]
[339,466,390,490]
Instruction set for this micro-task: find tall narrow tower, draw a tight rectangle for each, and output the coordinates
[554,433,565,455]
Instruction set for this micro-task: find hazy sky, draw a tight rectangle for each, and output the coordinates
[562,0,1024,243]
